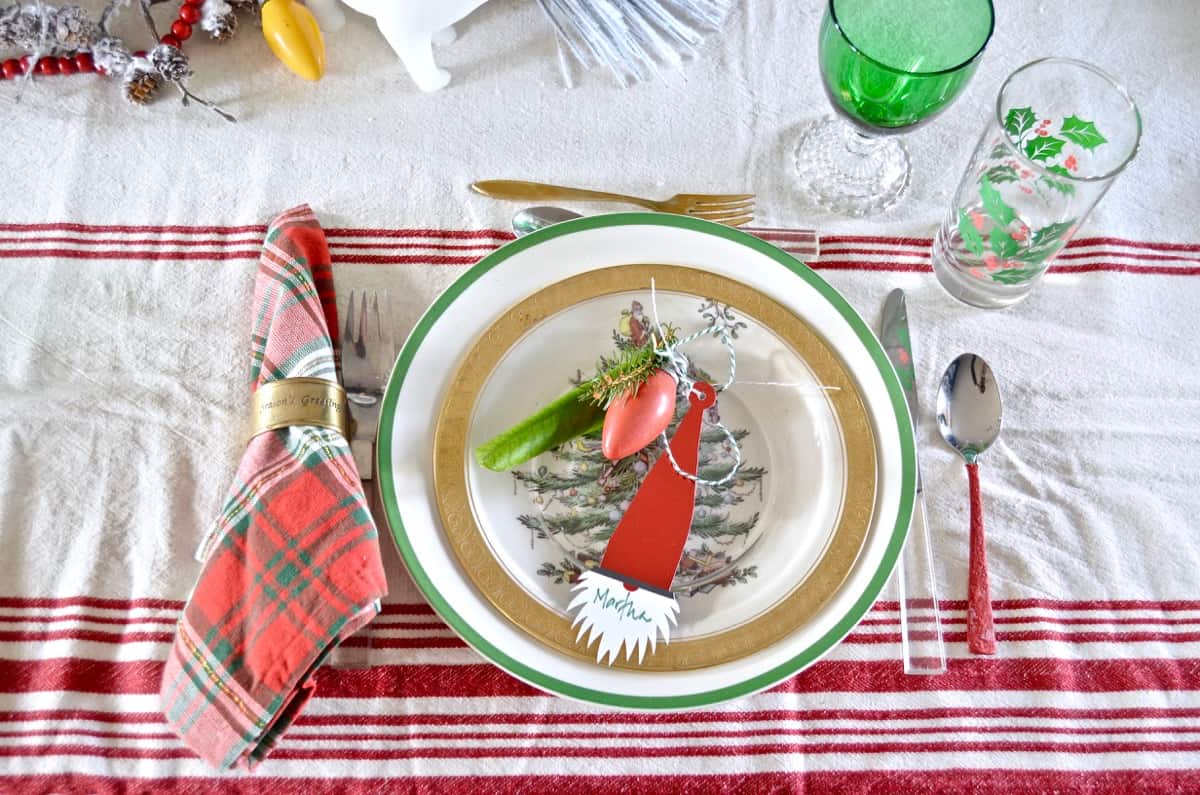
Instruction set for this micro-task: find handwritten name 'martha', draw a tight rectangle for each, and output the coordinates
[592,587,654,624]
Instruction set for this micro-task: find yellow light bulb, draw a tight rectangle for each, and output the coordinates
[261,0,325,82]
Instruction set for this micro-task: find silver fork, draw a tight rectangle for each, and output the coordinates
[331,289,395,670]
[342,289,395,480]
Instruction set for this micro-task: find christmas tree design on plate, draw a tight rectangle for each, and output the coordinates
[515,298,766,598]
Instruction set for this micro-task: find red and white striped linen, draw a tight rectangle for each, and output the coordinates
[2,222,1198,276]
[1,222,1198,791]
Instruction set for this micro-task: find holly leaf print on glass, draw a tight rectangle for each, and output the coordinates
[1032,220,1075,247]
[1041,166,1076,196]
[1025,135,1066,162]
[958,210,985,256]
[985,164,1020,184]
[1004,107,1036,138]
[980,175,1016,227]
[1060,115,1108,150]
[990,228,1019,258]
[991,267,1043,285]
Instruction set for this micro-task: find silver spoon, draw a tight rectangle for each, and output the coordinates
[936,353,1003,655]
[512,206,583,237]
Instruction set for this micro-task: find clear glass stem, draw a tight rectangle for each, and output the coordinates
[794,117,911,217]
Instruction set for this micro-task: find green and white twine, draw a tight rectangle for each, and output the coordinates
[648,279,742,487]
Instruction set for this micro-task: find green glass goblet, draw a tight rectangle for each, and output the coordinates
[796,0,995,216]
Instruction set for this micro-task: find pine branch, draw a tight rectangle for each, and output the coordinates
[580,325,677,407]
[696,464,765,483]
[512,468,598,493]
[701,428,750,445]
[519,509,615,537]
[687,511,760,538]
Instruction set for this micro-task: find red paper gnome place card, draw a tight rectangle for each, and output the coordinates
[567,380,720,664]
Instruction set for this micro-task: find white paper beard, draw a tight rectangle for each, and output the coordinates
[567,569,679,666]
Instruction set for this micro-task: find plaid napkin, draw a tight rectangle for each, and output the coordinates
[160,205,388,770]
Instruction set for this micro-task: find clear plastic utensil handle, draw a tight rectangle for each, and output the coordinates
[899,481,947,674]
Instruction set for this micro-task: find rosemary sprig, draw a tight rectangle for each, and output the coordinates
[581,325,677,407]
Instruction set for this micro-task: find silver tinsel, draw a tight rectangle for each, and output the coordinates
[537,0,734,88]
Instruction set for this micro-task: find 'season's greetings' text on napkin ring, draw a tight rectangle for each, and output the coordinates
[249,377,353,440]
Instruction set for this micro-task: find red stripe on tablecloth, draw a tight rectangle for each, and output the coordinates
[2,221,1197,252]
[0,222,271,235]
[324,228,514,241]
[0,597,1196,620]
[5,611,1198,631]
[6,234,1196,264]
[5,706,1200,729]
[841,630,1200,644]
[7,705,1200,728]
[858,615,1200,627]
[0,613,179,626]
[7,247,1200,276]
[818,234,1200,253]
[0,596,439,614]
[0,630,175,644]
[2,237,1194,266]
[3,739,1199,760]
[3,658,1194,697]
[4,724,1200,744]
[878,599,1200,612]
[0,235,263,248]
[816,246,1200,264]
[0,248,262,261]
[5,625,1199,647]
[377,603,437,616]
[2,771,1196,795]
[0,596,185,611]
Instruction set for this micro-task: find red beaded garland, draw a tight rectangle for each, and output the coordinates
[1,0,211,85]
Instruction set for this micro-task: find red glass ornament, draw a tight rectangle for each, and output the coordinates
[75,52,95,73]
[179,4,202,23]
[601,369,678,461]
[36,58,58,76]
[1,59,20,80]
[56,56,76,75]
[161,33,182,48]
[171,20,193,41]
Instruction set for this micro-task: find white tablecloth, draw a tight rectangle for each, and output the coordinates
[2,0,1199,790]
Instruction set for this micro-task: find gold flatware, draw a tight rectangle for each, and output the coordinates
[470,180,755,227]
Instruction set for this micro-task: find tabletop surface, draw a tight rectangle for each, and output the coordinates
[1,0,1199,791]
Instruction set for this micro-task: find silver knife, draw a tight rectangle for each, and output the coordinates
[881,289,947,674]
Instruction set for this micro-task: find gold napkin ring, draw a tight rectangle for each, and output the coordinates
[250,377,352,440]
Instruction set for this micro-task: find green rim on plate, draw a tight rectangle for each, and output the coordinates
[377,213,917,709]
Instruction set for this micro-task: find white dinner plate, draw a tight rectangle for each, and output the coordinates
[378,213,915,709]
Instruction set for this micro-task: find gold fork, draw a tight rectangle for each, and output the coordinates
[470,180,755,227]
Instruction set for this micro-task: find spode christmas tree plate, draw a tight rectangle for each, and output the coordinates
[433,265,878,671]
[378,213,916,709]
